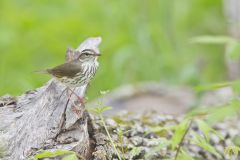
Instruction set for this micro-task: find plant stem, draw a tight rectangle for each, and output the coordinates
[100,114,122,160]
[119,132,125,159]
[174,119,193,160]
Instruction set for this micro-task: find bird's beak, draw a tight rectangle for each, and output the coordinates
[94,53,101,56]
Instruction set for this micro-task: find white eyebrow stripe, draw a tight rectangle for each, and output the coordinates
[81,49,96,55]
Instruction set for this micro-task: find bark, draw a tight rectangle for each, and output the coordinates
[0,37,102,160]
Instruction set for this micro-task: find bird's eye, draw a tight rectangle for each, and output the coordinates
[81,49,95,57]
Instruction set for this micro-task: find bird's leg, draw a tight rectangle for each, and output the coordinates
[67,88,74,101]
[67,87,84,116]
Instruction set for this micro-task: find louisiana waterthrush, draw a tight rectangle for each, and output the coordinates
[45,49,100,88]
[39,48,100,114]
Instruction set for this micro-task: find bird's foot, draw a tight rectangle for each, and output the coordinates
[72,105,82,117]
[76,96,86,106]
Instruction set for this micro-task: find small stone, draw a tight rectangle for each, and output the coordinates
[92,146,107,160]
[214,123,227,130]
[105,118,118,128]
[225,138,234,147]
[135,123,145,134]
[126,146,145,159]
[215,145,224,153]
[228,128,238,137]
[210,134,220,145]
[188,145,201,155]
[126,143,134,149]
[165,115,174,120]
[142,138,161,147]
[159,147,167,156]
[129,136,143,146]
[111,134,118,141]
[94,133,107,145]
[144,132,157,139]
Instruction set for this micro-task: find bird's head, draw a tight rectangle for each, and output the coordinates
[77,49,100,63]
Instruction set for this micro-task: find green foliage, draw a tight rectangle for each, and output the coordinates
[194,80,240,96]
[88,90,112,114]
[188,100,240,125]
[32,150,78,160]
[62,154,79,160]
[194,81,232,92]
[145,138,170,159]
[225,146,240,158]
[196,119,223,141]
[89,99,122,160]
[117,128,126,156]
[190,35,232,44]
[171,119,191,150]
[191,35,240,60]
[191,132,221,158]
[177,150,195,160]
[87,88,238,159]
[187,48,240,159]
[226,40,240,59]
[89,105,112,115]
[148,125,176,137]
[0,0,226,98]
[149,116,225,159]
[129,147,142,159]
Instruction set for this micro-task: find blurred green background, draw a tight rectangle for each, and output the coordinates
[0,0,226,99]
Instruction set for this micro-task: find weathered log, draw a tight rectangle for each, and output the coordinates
[0,37,102,160]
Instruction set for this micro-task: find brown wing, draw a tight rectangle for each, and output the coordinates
[47,60,82,78]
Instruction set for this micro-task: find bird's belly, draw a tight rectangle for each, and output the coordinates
[62,73,95,87]
[74,74,93,86]
[59,64,97,88]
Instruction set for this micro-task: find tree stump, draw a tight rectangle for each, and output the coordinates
[0,37,102,160]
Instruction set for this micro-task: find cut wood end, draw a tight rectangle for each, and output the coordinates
[65,37,102,62]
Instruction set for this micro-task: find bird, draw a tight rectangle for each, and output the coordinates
[46,49,100,88]
[38,49,100,114]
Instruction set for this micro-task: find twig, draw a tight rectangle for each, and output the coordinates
[174,119,193,160]
[119,129,125,160]
[99,114,122,160]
